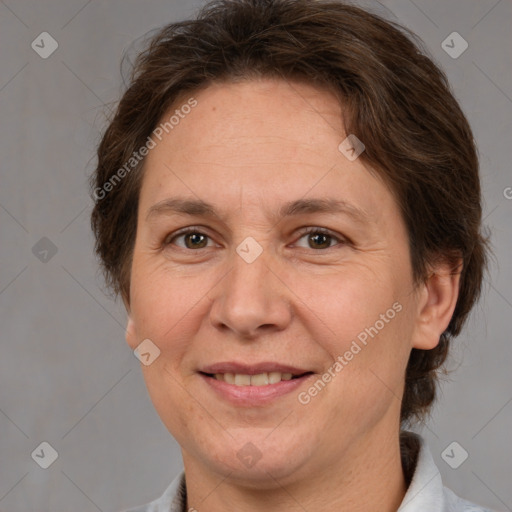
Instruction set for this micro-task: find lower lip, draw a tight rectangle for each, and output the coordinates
[200,373,313,406]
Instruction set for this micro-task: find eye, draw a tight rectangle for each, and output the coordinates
[165,228,214,250]
[164,226,346,251]
[294,227,345,250]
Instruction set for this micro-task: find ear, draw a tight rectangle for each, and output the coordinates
[121,288,137,348]
[125,314,138,350]
[411,258,462,350]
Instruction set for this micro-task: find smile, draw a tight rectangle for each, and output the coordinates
[199,368,314,406]
[210,372,297,386]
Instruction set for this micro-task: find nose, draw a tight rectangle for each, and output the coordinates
[209,248,292,339]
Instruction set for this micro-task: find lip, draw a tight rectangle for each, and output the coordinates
[199,367,314,407]
[200,361,311,375]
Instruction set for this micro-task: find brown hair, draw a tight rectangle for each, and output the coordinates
[90,0,488,425]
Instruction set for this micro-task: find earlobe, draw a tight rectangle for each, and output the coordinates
[411,260,462,350]
[125,315,138,349]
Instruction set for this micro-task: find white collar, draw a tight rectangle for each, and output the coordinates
[398,432,446,510]
[126,432,491,512]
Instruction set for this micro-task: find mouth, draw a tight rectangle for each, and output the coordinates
[200,371,312,386]
[198,363,314,405]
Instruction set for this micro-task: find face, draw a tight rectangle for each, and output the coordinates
[126,78,425,486]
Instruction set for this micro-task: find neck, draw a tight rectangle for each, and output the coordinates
[182,428,408,512]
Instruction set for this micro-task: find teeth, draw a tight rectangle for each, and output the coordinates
[234,374,251,386]
[250,373,269,386]
[268,371,282,384]
[224,373,235,384]
[212,372,296,386]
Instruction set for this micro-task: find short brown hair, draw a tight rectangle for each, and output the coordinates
[90,0,488,425]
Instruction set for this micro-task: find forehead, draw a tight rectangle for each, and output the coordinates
[138,78,396,223]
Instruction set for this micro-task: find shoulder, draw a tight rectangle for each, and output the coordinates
[399,432,496,512]
[443,486,496,511]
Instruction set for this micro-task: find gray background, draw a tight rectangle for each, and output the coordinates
[0,0,510,511]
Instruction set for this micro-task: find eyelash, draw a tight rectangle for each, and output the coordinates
[164,226,347,251]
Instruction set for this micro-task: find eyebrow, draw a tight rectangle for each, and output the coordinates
[145,197,371,224]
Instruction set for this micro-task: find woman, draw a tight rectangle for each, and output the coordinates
[90,0,492,510]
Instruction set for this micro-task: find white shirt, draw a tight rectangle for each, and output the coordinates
[122,433,494,512]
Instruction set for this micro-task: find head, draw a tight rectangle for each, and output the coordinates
[90,0,488,484]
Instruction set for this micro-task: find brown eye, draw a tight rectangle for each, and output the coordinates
[294,228,343,250]
[183,232,208,249]
[307,232,332,249]
[166,228,213,250]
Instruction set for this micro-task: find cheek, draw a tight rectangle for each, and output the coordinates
[289,261,404,352]
[139,358,194,445]
[294,264,412,413]
[129,253,213,343]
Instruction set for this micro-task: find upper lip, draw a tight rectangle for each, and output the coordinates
[200,362,312,376]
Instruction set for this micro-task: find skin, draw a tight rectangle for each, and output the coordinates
[125,78,461,511]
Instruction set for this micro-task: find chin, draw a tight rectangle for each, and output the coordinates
[198,432,314,488]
